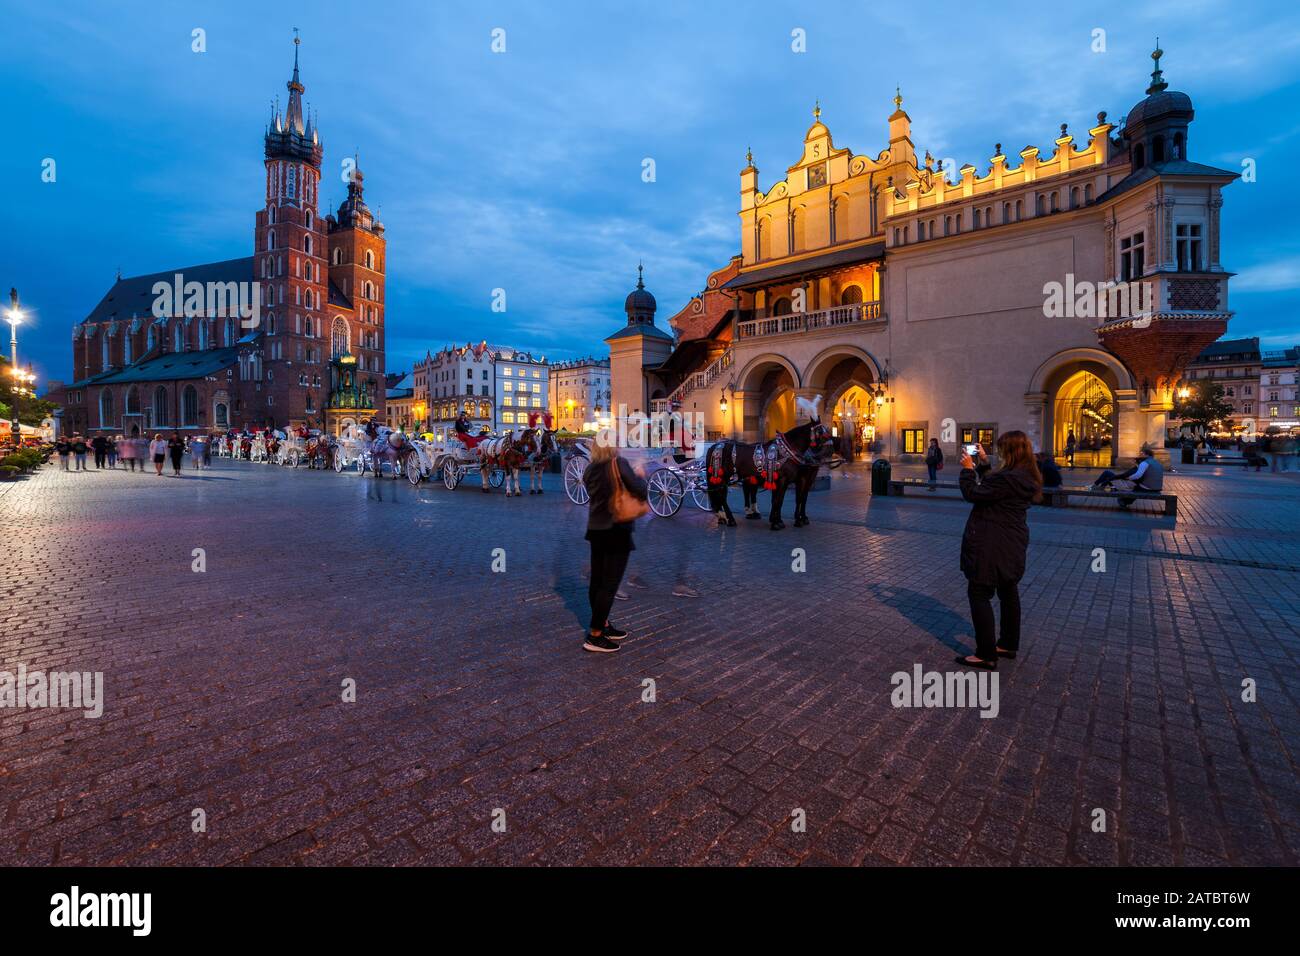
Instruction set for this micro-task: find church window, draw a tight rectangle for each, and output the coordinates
[287,164,297,199]
[1050,191,1059,213]
[153,386,169,424]
[305,210,313,231]
[173,323,184,352]
[304,235,312,256]
[182,386,198,426]
[198,321,209,349]
[365,249,375,269]
[973,208,981,229]
[1014,199,1023,221]
[1035,194,1046,216]
[1084,183,1094,203]
[331,317,349,359]
[333,247,342,266]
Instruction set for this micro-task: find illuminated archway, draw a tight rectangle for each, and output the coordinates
[1053,369,1115,467]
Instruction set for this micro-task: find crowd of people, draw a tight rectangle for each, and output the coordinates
[52,432,213,476]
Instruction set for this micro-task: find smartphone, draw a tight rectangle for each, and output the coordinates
[963,444,980,457]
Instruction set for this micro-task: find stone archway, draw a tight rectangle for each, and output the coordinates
[1027,347,1136,465]
[737,353,800,441]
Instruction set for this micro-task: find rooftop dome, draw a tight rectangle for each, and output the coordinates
[625,265,656,315]
[1124,45,1194,131]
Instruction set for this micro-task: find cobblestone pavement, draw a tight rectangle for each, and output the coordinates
[1,456,1297,866]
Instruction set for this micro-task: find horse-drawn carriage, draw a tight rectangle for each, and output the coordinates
[427,433,506,490]
[562,441,712,517]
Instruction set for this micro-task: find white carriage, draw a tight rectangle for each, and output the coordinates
[426,434,506,490]
[562,441,712,517]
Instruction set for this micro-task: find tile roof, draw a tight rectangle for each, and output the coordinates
[82,258,255,325]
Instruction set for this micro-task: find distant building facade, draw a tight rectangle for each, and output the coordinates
[549,356,611,432]
[1182,337,1260,432]
[1260,348,1300,433]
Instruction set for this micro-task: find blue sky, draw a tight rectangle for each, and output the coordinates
[3,0,1298,386]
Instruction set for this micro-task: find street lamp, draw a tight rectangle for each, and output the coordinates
[7,288,22,370]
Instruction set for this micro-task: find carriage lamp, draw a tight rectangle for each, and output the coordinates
[719,394,728,413]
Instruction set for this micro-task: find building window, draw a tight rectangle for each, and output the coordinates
[214,402,228,427]
[902,428,926,454]
[182,386,198,426]
[1175,223,1203,272]
[152,386,168,425]
[365,249,375,269]
[1120,231,1145,282]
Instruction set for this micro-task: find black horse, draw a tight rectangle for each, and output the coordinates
[705,419,835,529]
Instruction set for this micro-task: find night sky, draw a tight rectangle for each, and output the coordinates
[4,0,1298,388]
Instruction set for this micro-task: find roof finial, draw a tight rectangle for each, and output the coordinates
[1147,38,1168,94]
[813,99,821,122]
[893,85,902,110]
[637,261,645,289]
[745,145,754,167]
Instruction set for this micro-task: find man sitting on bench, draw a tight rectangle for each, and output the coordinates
[1091,443,1164,508]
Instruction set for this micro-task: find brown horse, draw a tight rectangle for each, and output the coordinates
[705,419,835,529]
[478,432,531,496]
[304,435,334,469]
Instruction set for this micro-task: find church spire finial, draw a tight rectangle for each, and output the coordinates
[285,29,305,134]
[813,99,821,122]
[1146,38,1168,95]
[894,85,903,110]
[637,261,645,289]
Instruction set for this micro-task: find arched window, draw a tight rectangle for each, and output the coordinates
[173,323,184,352]
[305,210,313,231]
[1153,135,1165,163]
[1070,186,1080,209]
[1015,199,1023,221]
[363,280,375,300]
[1035,195,1046,216]
[152,386,168,425]
[1084,183,1094,203]
[757,219,771,260]
[1132,143,1145,168]
[268,230,276,249]
[304,235,312,255]
[832,198,849,244]
[973,208,982,228]
[772,297,793,317]
[332,247,342,266]
[125,386,140,414]
[124,333,133,365]
[102,331,111,370]
[182,385,198,426]
[365,249,375,269]
[147,324,157,351]
[1050,192,1059,213]
[790,209,806,253]
[840,285,864,306]
[917,220,926,241]
[214,402,229,427]
[198,321,209,349]
[266,313,275,335]
[223,318,234,346]
[331,316,349,358]
[268,207,276,224]
[99,389,114,427]
[1172,133,1184,160]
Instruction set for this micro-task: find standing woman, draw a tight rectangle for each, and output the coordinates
[924,438,944,490]
[150,433,168,476]
[168,431,186,476]
[107,434,120,469]
[956,430,1042,669]
[190,433,207,471]
[581,440,648,653]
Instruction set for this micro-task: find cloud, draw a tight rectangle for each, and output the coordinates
[1234,255,1300,292]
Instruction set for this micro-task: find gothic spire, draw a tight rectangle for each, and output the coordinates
[286,29,306,135]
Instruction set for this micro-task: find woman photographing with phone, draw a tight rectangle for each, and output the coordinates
[581,439,649,654]
[955,431,1043,670]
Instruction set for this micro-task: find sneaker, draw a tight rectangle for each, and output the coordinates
[671,584,699,598]
[602,625,629,640]
[614,589,629,601]
[583,634,620,653]
[624,575,649,589]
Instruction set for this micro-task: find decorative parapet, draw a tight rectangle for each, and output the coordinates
[885,116,1117,218]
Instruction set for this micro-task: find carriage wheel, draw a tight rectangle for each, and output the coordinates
[563,456,589,505]
[288,450,301,469]
[647,469,685,517]
[406,456,422,486]
[333,453,345,473]
[489,468,505,488]
[690,474,713,512]
[356,455,367,476]
[443,461,460,490]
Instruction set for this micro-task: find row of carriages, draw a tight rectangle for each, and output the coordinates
[216,432,715,517]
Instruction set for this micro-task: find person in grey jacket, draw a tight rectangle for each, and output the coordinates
[581,441,648,653]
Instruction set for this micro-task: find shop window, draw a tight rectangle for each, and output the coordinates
[902,428,926,454]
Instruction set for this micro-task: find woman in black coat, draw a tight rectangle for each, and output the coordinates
[956,430,1042,669]
[581,442,648,653]
[167,432,186,476]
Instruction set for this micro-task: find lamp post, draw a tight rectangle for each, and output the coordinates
[7,288,20,371]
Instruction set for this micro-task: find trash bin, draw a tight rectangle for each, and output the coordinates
[871,457,892,496]
[1181,445,1195,465]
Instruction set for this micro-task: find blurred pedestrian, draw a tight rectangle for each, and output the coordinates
[107,435,120,469]
[71,434,88,471]
[924,438,944,490]
[581,441,648,653]
[150,434,167,476]
[91,433,107,469]
[54,436,71,470]
[168,432,185,476]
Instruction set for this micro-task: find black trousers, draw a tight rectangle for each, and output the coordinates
[588,539,631,631]
[968,579,1021,661]
[169,450,184,472]
[93,449,106,468]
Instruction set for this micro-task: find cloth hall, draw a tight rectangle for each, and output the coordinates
[610,48,1236,465]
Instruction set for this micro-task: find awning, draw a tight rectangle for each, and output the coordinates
[721,241,886,290]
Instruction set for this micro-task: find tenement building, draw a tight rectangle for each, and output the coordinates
[1182,337,1260,433]
[414,341,551,439]
[615,48,1236,465]
[549,356,611,433]
[63,37,387,437]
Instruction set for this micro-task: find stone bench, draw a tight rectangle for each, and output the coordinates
[1041,486,1178,517]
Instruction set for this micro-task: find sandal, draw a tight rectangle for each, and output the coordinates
[954,655,997,670]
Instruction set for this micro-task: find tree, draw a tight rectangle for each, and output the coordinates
[1174,381,1234,436]
[0,355,56,427]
